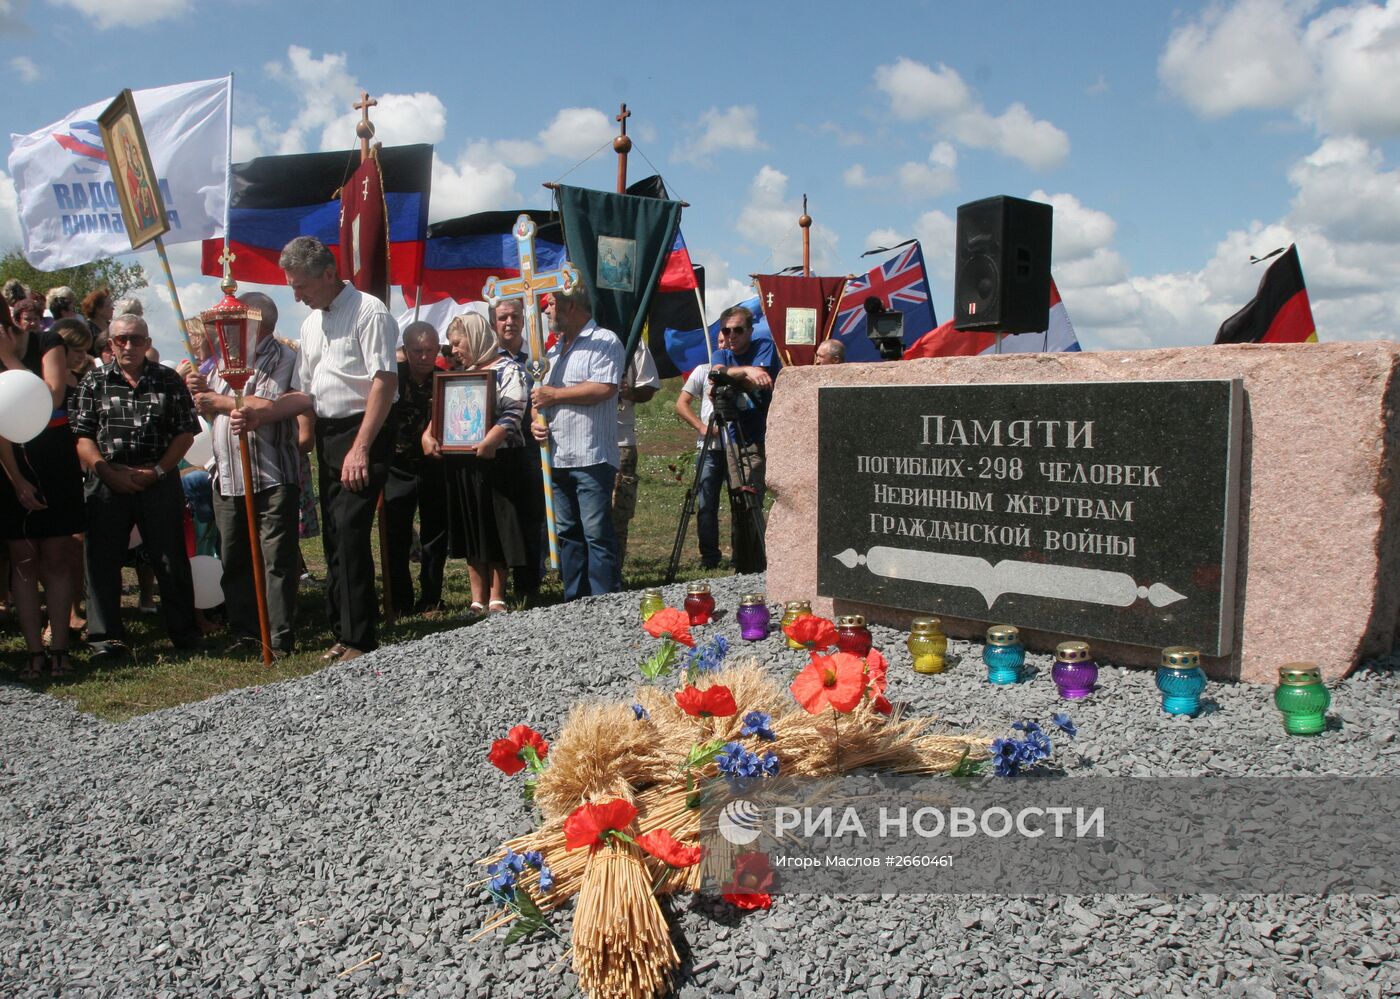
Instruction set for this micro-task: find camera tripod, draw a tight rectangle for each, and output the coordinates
[666,411,767,583]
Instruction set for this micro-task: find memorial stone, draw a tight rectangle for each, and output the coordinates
[818,381,1244,655]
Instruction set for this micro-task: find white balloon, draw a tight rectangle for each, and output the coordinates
[189,554,224,609]
[0,369,53,443]
[185,427,214,468]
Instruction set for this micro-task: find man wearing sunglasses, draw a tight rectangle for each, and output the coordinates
[709,306,781,563]
[72,314,201,659]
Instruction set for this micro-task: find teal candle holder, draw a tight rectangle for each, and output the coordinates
[1157,646,1207,716]
[983,624,1024,684]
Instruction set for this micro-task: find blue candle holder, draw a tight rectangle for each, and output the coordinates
[983,625,1025,684]
[1156,646,1207,716]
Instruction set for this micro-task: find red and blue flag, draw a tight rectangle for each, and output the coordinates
[833,240,937,362]
[406,209,567,306]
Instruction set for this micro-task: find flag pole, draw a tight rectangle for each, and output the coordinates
[154,235,198,365]
[614,102,630,195]
[354,90,396,625]
[800,195,811,278]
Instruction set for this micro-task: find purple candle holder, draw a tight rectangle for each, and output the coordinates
[737,593,771,641]
[1052,641,1097,699]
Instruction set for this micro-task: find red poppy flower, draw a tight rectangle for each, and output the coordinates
[675,683,738,718]
[564,798,639,851]
[864,648,888,695]
[637,828,704,868]
[722,851,774,909]
[488,724,550,775]
[782,614,838,651]
[643,607,696,647]
[790,652,868,714]
[872,693,893,716]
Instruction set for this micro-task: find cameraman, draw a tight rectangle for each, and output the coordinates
[709,306,780,539]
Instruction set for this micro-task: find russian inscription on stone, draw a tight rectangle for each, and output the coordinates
[817,380,1243,654]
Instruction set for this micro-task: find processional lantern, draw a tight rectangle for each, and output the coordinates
[201,251,262,393]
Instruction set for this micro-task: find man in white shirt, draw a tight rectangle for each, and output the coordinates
[280,236,398,661]
[611,339,660,566]
[674,361,724,569]
[529,284,624,600]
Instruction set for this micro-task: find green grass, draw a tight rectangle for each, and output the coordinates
[0,378,738,720]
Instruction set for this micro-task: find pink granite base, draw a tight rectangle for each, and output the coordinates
[764,342,1400,683]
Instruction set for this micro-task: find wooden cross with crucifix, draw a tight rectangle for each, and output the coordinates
[614,102,632,193]
[482,214,580,571]
[354,92,377,162]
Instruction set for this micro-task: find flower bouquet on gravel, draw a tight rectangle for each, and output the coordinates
[476,610,990,999]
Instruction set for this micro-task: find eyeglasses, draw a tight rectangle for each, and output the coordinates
[720,326,749,335]
[111,335,150,346]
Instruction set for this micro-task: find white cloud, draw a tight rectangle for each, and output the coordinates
[874,58,973,120]
[46,0,188,29]
[873,56,1069,169]
[1286,136,1400,243]
[318,91,447,151]
[429,148,520,221]
[896,142,958,197]
[1159,0,1314,117]
[818,122,866,146]
[948,104,1070,170]
[673,105,765,164]
[1160,0,1400,138]
[734,165,840,272]
[692,251,755,323]
[9,54,37,81]
[1027,189,1117,261]
[537,107,614,159]
[843,165,871,188]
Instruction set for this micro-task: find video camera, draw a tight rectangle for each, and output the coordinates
[864,296,905,361]
[708,367,756,424]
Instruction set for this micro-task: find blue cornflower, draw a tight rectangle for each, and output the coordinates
[991,737,1022,778]
[740,711,777,742]
[632,703,650,721]
[760,751,780,777]
[715,742,747,776]
[712,634,730,660]
[537,863,555,892]
[1011,720,1043,736]
[522,850,543,868]
[487,854,519,899]
[1052,713,1077,738]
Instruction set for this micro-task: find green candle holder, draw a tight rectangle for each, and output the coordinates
[1274,663,1330,736]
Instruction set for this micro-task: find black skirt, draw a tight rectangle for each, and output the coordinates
[0,421,85,540]
[444,446,529,566]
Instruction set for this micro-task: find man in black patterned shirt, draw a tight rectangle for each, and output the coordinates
[384,321,446,614]
[72,313,200,657]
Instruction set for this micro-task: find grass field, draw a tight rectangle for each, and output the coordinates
[0,380,745,720]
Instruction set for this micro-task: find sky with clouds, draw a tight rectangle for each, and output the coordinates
[2,0,1399,362]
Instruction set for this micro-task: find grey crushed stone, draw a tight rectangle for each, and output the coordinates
[1,572,1397,997]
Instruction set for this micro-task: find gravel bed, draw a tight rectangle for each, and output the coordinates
[2,573,1398,998]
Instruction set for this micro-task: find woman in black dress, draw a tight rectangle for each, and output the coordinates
[0,297,86,679]
[423,313,529,616]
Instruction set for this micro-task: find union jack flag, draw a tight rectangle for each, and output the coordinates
[833,240,937,362]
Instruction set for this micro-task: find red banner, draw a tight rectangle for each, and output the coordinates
[339,150,390,303]
[752,273,848,366]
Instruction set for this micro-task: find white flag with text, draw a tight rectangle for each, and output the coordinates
[8,76,230,269]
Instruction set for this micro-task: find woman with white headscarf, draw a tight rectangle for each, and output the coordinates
[423,312,529,616]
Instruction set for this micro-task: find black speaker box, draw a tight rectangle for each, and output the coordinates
[953,195,1053,334]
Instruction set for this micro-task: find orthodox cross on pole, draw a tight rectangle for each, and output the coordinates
[354,91,377,163]
[613,102,632,194]
[799,194,812,278]
[483,214,581,571]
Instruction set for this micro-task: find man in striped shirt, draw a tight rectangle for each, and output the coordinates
[186,293,311,658]
[530,284,625,600]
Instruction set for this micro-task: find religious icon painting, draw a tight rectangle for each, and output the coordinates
[785,307,818,346]
[432,371,496,452]
[596,235,637,291]
[97,88,170,250]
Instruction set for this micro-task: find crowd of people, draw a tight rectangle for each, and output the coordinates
[0,236,778,679]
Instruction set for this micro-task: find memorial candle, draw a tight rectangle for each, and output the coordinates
[737,593,771,641]
[983,625,1024,684]
[1274,663,1330,735]
[781,601,812,650]
[684,583,715,626]
[835,615,873,657]
[639,588,665,623]
[907,617,948,674]
[1052,641,1098,700]
[1156,646,1207,716]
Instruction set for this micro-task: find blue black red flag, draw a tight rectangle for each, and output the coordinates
[200,143,432,288]
[1213,244,1318,344]
[404,209,566,307]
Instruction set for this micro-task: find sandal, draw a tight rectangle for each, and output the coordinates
[20,651,46,682]
[48,649,73,680]
[467,602,486,619]
[488,600,509,615]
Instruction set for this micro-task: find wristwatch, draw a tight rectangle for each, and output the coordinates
[154,465,168,481]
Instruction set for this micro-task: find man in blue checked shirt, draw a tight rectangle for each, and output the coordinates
[530,284,624,600]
